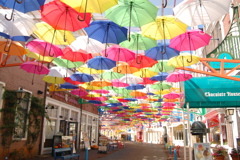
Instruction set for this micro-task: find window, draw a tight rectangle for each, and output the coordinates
[71,111,78,121]
[61,108,69,120]
[13,92,31,139]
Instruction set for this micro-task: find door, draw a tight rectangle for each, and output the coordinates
[67,122,78,149]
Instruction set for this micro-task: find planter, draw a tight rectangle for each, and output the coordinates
[214,155,225,160]
[230,155,240,160]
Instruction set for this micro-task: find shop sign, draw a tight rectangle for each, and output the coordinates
[209,53,240,69]
[184,76,240,108]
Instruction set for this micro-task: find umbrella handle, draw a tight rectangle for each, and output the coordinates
[77,14,87,21]
[5,12,14,21]
[186,54,193,63]
[4,39,12,52]
[15,0,23,3]
[136,56,142,64]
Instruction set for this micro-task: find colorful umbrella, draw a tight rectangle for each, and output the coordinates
[105,0,158,37]
[48,66,73,78]
[42,75,65,84]
[63,77,82,85]
[149,61,175,73]
[62,47,92,63]
[52,58,83,68]
[173,0,232,26]
[162,102,176,107]
[111,79,129,87]
[169,29,212,52]
[87,56,116,70]
[112,64,139,74]
[128,55,157,69]
[41,0,91,31]
[59,82,79,89]
[145,43,180,61]
[138,78,157,85]
[151,82,172,90]
[77,66,103,74]
[69,36,105,54]
[100,71,124,80]
[90,80,112,87]
[25,50,55,62]
[166,71,192,82]
[0,39,27,56]
[167,53,200,67]
[150,72,169,81]
[102,45,135,61]
[126,84,145,90]
[26,39,64,57]
[141,15,188,40]
[70,72,94,82]
[133,68,158,78]
[0,32,30,42]
[20,61,49,75]
[163,93,180,99]
[34,22,75,45]
[119,32,157,50]
[119,75,143,84]
[70,89,88,97]
[130,91,147,97]
[84,21,128,44]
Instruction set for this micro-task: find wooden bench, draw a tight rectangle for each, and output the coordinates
[53,147,80,160]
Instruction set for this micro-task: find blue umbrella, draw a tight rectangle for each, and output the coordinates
[84,21,128,44]
[87,56,116,70]
[150,72,169,81]
[70,72,94,82]
[59,82,79,89]
[145,43,180,60]
[126,84,145,90]
[124,98,137,101]
[0,32,30,42]
[0,0,46,20]
[88,100,102,104]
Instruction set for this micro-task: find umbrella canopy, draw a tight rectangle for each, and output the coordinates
[0,0,45,13]
[70,72,94,82]
[166,71,192,82]
[151,82,172,90]
[105,0,158,36]
[169,29,212,51]
[0,9,36,37]
[150,72,169,81]
[52,58,83,68]
[84,21,128,44]
[48,66,73,78]
[111,79,129,87]
[145,43,180,61]
[173,0,232,26]
[138,77,157,85]
[100,71,124,80]
[69,36,105,54]
[60,0,117,14]
[133,68,158,78]
[70,89,88,97]
[64,77,82,85]
[41,0,91,31]
[102,45,135,61]
[0,32,30,42]
[25,50,55,62]
[26,39,64,57]
[119,32,157,50]
[141,15,188,40]
[149,61,175,73]
[119,75,143,84]
[163,92,180,99]
[0,39,27,56]
[42,75,65,84]
[168,53,200,67]
[87,56,116,70]
[34,22,76,45]
[62,47,92,62]
[59,82,79,89]
[126,84,145,90]
[77,66,103,74]
[20,61,49,75]
[90,80,112,87]
[128,55,157,69]
[112,64,139,74]
[130,91,147,97]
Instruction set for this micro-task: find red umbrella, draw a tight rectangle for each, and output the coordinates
[62,47,92,62]
[138,77,157,85]
[162,102,176,107]
[63,77,83,85]
[41,0,91,32]
[128,55,157,69]
[163,92,180,99]
[102,45,135,62]
[70,89,88,97]
[111,79,129,87]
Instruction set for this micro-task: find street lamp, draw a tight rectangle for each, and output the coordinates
[16,88,26,104]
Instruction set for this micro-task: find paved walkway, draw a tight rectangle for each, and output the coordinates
[29,142,170,160]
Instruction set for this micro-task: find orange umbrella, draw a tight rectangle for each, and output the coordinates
[112,64,139,74]
[130,91,147,97]
[163,98,178,102]
[90,80,112,87]
[0,39,27,56]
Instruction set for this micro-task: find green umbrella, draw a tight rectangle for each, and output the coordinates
[100,71,124,80]
[151,82,172,90]
[105,0,158,39]
[149,61,175,73]
[113,88,132,96]
[127,102,139,106]
[119,32,157,50]
[53,58,83,68]
[105,99,119,103]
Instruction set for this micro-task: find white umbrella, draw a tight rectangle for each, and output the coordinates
[69,36,105,54]
[0,9,36,37]
[173,0,232,26]
[119,74,143,84]
[48,66,73,78]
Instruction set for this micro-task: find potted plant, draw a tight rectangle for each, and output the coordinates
[212,146,227,160]
[229,148,240,160]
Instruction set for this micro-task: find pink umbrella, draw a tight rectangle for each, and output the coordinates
[20,61,49,75]
[111,79,129,87]
[162,102,176,107]
[169,29,212,51]
[26,39,63,57]
[70,89,88,97]
[102,45,135,62]
[92,89,109,94]
[166,71,192,82]
[163,92,180,99]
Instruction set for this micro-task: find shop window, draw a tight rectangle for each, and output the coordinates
[44,120,56,147]
[82,114,86,123]
[13,92,31,139]
[61,108,69,120]
[71,111,78,121]
[47,105,58,118]
[88,116,92,124]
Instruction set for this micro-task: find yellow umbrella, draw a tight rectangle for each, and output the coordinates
[153,89,170,95]
[34,22,75,45]
[141,15,188,40]
[81,83,101,90]
[42,75,65,84]
[133,68,158,78]
[26,49,55,62]
[168,53,200,67]
[77,66,104,74]
[60,0,117,13]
